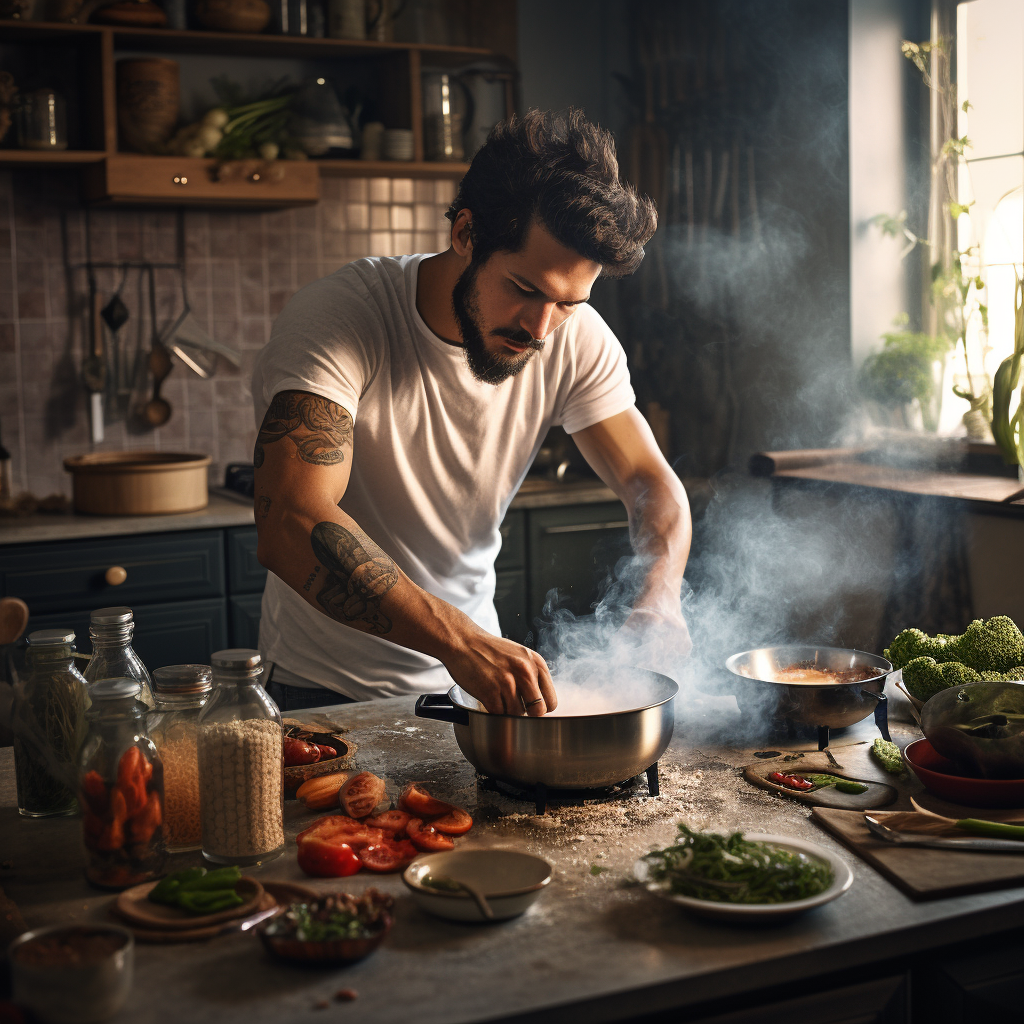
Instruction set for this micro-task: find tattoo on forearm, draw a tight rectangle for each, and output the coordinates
[310,522,399,635]
[254,391,352,468]
[302,565,321,592]
[256,495,272,518]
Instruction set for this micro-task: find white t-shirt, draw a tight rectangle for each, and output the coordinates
[251,253,635,699]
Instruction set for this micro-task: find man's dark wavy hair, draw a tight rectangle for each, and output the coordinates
[445,108,657,278]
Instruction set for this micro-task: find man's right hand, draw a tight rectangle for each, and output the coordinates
[443,629,557,717]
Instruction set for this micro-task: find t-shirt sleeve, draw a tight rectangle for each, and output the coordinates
[556,303,636,434]
[251,271,379,427]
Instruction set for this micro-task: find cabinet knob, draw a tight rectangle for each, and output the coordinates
[172,175,188,185]
[105,566,127,586]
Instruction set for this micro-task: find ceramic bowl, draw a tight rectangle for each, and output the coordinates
[634,833,853,923]
[903,738,1024,808]
[257,911,391,966]
[8,924,134,1024]
[402,849,552,923]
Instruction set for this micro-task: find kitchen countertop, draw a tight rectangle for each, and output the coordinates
[0,480,620,546]
[3,693,1023,1024]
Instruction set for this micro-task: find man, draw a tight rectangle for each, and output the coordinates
[252,109,691,715]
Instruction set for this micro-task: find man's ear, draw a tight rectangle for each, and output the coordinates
[451,209,473,258]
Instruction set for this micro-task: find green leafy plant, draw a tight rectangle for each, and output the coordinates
[991,274,1024,465]
[858,328,950,430]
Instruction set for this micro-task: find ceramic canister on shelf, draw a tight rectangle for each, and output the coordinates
[116,58,179,154]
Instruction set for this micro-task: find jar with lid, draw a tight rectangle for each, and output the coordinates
[197,650,284,866]
[83,607,154,708]
[11,629,89,818]
[147,664,211,853]
[79,678,166,890]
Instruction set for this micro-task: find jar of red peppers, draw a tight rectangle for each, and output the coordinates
[78,678,166,890]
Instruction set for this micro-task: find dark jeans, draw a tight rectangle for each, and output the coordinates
[265,677,357,712]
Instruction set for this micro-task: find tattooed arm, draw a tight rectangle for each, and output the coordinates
[253,390,556,714]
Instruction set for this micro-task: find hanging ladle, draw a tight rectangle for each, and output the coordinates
[143,266,172,427]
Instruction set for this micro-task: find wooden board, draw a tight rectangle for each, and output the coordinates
[812,807,1024,900]
[744,752,897,810]
[115,877,262,930]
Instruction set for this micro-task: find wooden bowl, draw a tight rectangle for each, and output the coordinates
[63,451,210,515]
[282,720,356,794]
[258,913,391,965]
[195,0,271,32]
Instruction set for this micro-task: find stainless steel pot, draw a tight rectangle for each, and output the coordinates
[724,646,893,746]
[415,670,677,789]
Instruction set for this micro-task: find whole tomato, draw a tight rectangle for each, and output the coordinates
[296,837,361,878]
[284,737,321,767]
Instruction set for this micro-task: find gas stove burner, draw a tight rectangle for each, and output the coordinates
[479,763,660,815]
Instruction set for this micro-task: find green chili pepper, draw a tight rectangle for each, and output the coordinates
[148,868,207,906]
[804,774,869,794]
[176,890,244,914]
[178,866,241,892]
[955,818,1024,841]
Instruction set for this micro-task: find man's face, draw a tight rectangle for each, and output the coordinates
[451,220,602,385]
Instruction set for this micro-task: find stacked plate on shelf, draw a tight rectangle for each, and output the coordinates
[382,129,415,161]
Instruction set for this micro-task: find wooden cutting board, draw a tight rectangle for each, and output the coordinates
[812,807,1024,900]
[744,752,898,810]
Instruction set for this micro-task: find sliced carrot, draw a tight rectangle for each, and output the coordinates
[297,772,350,806]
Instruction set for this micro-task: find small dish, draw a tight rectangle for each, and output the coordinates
[8,924,134,1024]
[634,833,853,922]
[115,876,263,930]
[904,738,1024,808]
[257,890,392,966]
[403,849,552,923]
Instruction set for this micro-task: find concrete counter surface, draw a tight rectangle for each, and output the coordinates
[3,696,1023,1024]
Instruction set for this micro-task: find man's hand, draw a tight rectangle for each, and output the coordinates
[443,628,557,717]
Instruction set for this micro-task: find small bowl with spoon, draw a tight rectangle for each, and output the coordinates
[402,850,551,923]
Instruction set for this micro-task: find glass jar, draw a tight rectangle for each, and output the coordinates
[78,678,166,890]
[83,607,154,708]
[147,665,212,853]
[16,88,67,151]
[197,650,284,866]
[11,629,89,818]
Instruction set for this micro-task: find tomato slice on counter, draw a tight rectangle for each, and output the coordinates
[296,815,385,850]
[297,837,361,878]
[365,809,412,834]
[431,806,473,836]
[338,771,386,820]
[399,783,452,818]
[357,839,418,873]
[406,817,455,852]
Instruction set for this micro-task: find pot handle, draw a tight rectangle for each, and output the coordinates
[860,689,892,742]
[415,693,470,727]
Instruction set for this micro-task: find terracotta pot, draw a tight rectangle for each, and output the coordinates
[195,0,271,32]
[116,58,179,154]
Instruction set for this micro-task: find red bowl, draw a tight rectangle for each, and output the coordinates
[904,739,1024,809]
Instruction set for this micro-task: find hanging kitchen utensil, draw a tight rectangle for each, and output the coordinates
[83,286,107,443]
[162,267,241,378]
[102,266,131,415]
[143,267,172,428]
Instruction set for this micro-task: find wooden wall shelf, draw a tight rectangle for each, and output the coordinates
[0,10,513,205]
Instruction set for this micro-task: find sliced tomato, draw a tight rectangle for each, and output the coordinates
[399,783,452,817]
[338,771,386,819]
[297,837,361,878]
[431,805,473,835]
[365,809,412,835]
[406,817,455,852]
[357,839,418,873]
[296,815,384,850]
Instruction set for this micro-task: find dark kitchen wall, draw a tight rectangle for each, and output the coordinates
[0,171,455,499]
[520,0,854,478]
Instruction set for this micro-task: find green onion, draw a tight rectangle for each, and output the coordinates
[955,818,1024,840]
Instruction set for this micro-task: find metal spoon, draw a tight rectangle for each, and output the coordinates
[422,874,494,919]
[863,815,1024,853]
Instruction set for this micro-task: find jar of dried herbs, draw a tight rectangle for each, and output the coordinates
[12,629,89,818]
[79,678,166,890]
[148,664,211,853]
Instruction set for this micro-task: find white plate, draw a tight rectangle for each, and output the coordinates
[634,832,853,922]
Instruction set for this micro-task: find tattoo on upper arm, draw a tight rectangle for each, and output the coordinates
[254,391,353,468]
[310,522,399,635]
[302,565,321,592]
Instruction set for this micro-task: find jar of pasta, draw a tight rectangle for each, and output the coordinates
[147,665,211,853]
[197,650,284,866]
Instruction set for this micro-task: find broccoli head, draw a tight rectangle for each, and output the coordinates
[901,657,980,702]
[944,616,1024,672]
[884,628,953,669]
[979,666,1024,682]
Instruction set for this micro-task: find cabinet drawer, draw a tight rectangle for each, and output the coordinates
[229,593,263,650]
[28,597,228,669]
[1,530,225,614]
[227,527,267,595]
[496,510,525,571]
[82,155,320,207]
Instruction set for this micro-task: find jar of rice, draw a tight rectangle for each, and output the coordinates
[197,650,284,865]
[148,665,212,853]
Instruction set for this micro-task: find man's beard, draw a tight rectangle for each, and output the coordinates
[452,261,545,385]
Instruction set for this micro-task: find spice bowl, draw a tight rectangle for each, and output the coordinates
[402,849,553,923]
[8,924,134,1024]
